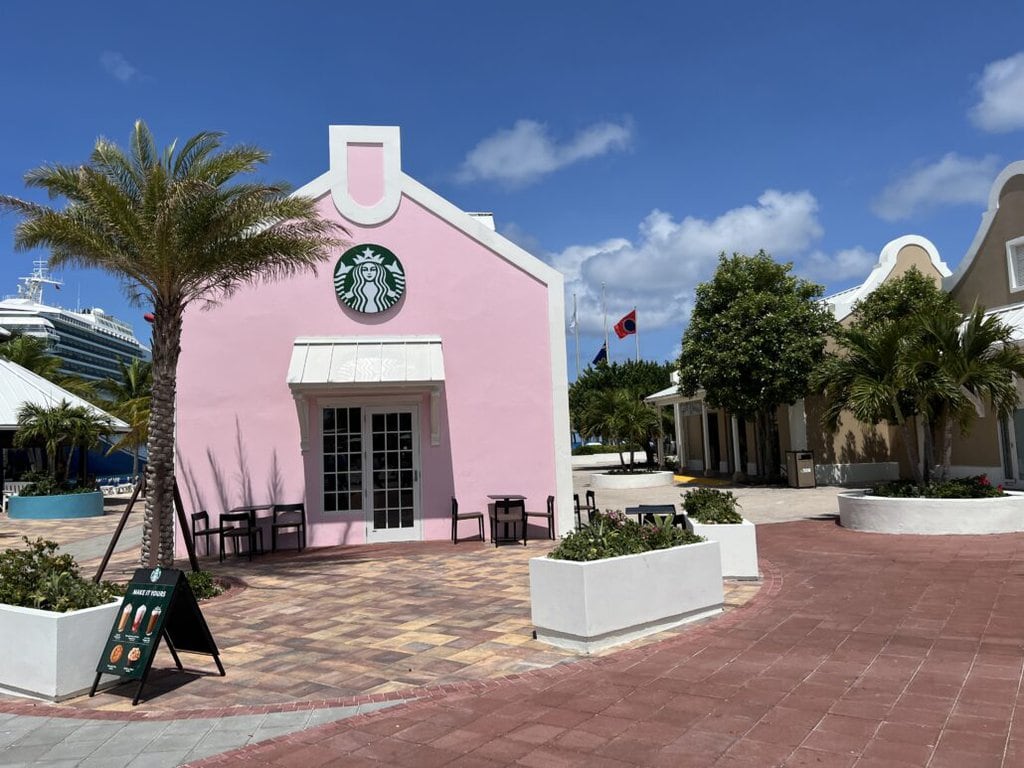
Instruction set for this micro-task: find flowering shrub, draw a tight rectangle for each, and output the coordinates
[869,474,1005,499]
[549,510,703,562]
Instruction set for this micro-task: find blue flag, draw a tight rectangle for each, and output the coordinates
[592,342,607,365]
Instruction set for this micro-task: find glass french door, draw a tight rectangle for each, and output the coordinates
[320,404,421,542]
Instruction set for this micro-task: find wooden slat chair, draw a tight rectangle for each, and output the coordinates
[450,497,484,543]
[525,495,556,540]
[271,502,307,552]
[219,511,264,562]
[190,511,230,558]
[490,498,526,547]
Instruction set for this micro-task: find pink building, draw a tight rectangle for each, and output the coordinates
[175,126,572,549]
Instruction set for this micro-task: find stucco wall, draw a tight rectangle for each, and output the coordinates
[176,187,559,547]
[950,186,1024,311]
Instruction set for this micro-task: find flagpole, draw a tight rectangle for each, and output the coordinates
[634,306,639,362]
[573,293,580,378]
[602,283,609,364]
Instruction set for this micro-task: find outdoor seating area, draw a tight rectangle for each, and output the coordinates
[187,503,308,561]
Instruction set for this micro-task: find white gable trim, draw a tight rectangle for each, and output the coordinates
[327,126,403,226]
[946,161,1024,292]
[828,235,949,321]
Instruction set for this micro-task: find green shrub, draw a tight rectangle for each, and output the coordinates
[870,474,1005,499]
[550,510,703,562]
[186,570,224,600]
[0,537,123,612]
[571,443,644,456]
[681,488,743,524]
[17,470,95,497]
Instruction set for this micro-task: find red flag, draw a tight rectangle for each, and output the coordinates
[614,309,636,339]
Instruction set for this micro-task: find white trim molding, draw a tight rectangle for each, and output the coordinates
[328,126,403,225]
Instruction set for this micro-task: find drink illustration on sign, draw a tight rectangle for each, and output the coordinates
[333,244,406,313]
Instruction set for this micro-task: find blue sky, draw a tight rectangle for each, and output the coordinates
[2,1,1024,379]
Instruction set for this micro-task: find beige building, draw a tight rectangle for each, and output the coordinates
[651,162,1024,486]
[647,234,951,484]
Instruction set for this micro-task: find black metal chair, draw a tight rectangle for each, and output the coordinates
[451,497,484,543]
[490,498,526,547]
[525,495,556,540]
[219,511,264,562]
[191,510,230,557]
[271,503,307,552]
[638,503,686,528]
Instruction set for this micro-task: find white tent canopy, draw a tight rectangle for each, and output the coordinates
[0,358,128,432]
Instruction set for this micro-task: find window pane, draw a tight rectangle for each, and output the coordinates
[401,508,413,527]
[372,413,385,431]
[387,413,398,431]
[323,409,336,432]
[323,455,335,472]
[374,509,386,528]
[322,435,335,453]
[323,492,337,512]
[349,492,361,509]
[349,407,361,431]
[324,474,336,492]
[399,413,411,431]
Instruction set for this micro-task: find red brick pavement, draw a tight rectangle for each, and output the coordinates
[187,520,1024,767]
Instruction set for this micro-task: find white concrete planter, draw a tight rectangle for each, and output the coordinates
[838,490,1024,535]
[529,541,724,653]
[685,517,759,579]
[0,598,122,701]
[590,470,675,490]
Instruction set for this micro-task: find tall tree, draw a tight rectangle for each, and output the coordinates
[1,121,343,567]
[575,388,660,469]
[812,320,928,484]
[14,400,113,482]
[0,332,96,400]
[911,305,1024,478]
[569,359,673,464]
[98,358,153,479]
[678,251,836,479]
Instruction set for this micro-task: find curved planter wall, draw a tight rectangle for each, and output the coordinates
[529,541,724,653]
[838,490,1024,535]
[8,491,105,519]
[590,471,675,490]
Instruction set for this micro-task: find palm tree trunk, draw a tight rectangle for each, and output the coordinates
[894,408,923,485]
[941,415,955,480]
[142,300,183,568]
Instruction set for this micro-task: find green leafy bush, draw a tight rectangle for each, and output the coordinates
[870,474,1005,499]
[682,488,743,524]
[0,538,123,612]
[571,443,643,456]
[186,570,224,600]
[17,470,95,497]
[550,510,703,562]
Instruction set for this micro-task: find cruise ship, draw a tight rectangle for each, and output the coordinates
[0,261,150,381]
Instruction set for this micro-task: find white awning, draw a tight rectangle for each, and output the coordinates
[287,336,445,387]
[0,358,128,432]
[286,336,446,450]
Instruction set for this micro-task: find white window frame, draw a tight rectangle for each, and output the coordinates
[1006,235,1024,293]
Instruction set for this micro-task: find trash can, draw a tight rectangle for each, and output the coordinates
[786,450,816,488]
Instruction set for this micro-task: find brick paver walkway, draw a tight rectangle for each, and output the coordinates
[190,520,1024,767]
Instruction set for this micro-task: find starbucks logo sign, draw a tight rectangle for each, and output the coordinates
[333,244,406,314]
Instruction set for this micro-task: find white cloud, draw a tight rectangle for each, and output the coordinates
[871,153,999,222]
[970,52,1024,132]
[100,51,141,83]
[457,119,631,186]
[801,246,877,284]
[553,189,825,334]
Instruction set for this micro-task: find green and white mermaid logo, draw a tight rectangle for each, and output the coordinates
[333,244,406,314]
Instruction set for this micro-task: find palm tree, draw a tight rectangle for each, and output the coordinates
[98,359,152,480]
[911,305,1024,478]
[0,332,96,399]
[0,333,62,380]
[577,389,659,469]
[1,121,343,566]
[13,400,113,482]
[813,320,926,484]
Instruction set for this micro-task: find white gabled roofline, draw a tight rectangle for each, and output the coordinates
[946,160,1024,292]
[827,234,949,321]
